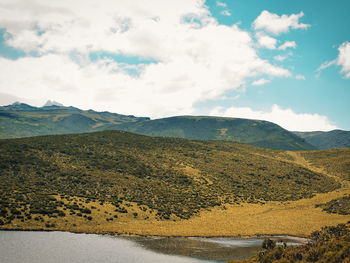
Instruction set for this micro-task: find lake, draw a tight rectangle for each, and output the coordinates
[0,231,307,263]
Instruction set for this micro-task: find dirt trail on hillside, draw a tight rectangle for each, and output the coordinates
[285,151,350,189]
[285,151,327,176]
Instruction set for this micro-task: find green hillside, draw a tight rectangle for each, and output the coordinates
[0,131,339,225]
[0,103,315,150]
[0,103,149,138]
[116,116,315,151]
[294,130,350,149]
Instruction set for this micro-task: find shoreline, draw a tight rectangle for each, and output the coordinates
[0,227,310,243]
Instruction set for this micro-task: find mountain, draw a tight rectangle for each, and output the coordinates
[0,103,149,138]
[1,102,40,111]
[0,103,314,150]
[115,116,315,151]
[43,100,63,107]
[294,130,350,149]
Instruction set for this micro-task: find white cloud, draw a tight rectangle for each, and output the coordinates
[210,104,338,132]
[221,10,231,16]
[255,32,277,49]
[316,41,350,78]
[274,55,287,62]
[0,92,42,106]
[0,0,291,118]
[0,0,214,56]
[336,41,350,78]
[253,11,310,35]
[216,1,227,7]
[251,78,270,86]
[316,60,336,73]
[278,41,296,50]
[295,74,305,80]
[216,1,230,17]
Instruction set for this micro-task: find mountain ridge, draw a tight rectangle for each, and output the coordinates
[294,130,350,149]
[0,102,149,139]
[0,102,338,151]
[0,102,314,150]
[114,115,314,151]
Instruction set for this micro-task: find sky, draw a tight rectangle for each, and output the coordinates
[0,0,349,131]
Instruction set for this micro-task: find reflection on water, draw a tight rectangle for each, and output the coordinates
[128,236,261,261]
[127,235,307,261]
[0,231,307,263]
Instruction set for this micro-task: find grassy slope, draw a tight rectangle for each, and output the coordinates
[0,104,148,139]
[0,131,349,237]
[295,130,350,149]
[301,148,350,181]
[0,104,314,151]
[116,116,315,151]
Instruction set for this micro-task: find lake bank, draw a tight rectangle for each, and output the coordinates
[0,227,310,242]
[1,172,349,239]
[1,196,348,238]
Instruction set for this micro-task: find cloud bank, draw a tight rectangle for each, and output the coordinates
[0,0,291,118]
[210,105,338,131]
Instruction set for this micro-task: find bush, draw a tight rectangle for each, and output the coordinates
[262,239,276,250]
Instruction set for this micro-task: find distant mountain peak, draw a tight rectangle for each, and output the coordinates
[43,100,63,107]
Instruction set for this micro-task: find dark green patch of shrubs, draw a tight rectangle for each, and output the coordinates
[316,196,350,215]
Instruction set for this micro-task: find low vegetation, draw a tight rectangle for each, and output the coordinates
[0,130,339,227]
[316,196,350,215]
[231,222,350,263]
[301,148,350,181]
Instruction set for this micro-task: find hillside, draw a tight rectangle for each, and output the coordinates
[301,148,350,181]
[0,103,149,138]
[115,116,315,151]
[0,103,315,151]
[231,222,350,263]
[0,131,347,236]
[294,130,350,149]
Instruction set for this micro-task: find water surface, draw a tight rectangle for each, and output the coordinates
[128,235,306,261]
[0,231,306,263]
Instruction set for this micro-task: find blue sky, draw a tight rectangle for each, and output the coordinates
[206,0,350,130]
[0,0,349,131]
